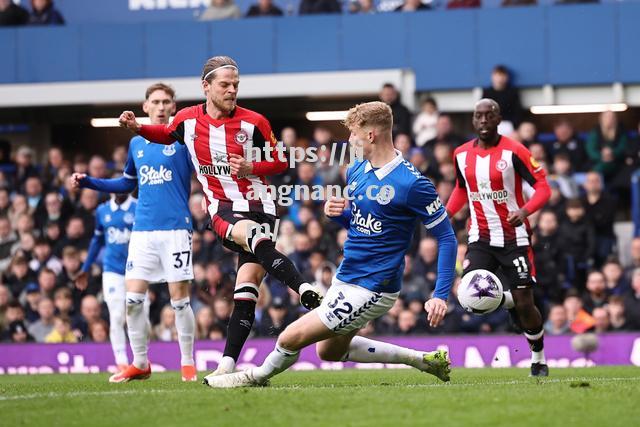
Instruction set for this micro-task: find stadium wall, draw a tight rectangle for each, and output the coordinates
[1,4,640,90]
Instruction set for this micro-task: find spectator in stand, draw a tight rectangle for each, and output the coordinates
[110,146,127,174]
[394,133,413,159]
[42,147,64,186]
[199,0,241,20]
[7,320,33,342]
[0,0,29,26]
[246,0,283,16]
[88,319,109,343]
[28,0,64,25]
[514,121,538,147]
[29,238,62,275]
[37,268,57,299]
[413,237,438,290]
[623,237,640,284]
[195,306,215,340]
[57,217,89,253]
[550,153,579,200]
[412,97,439,147]
[3,254,36,298]
[425,115,465,149]
[28,296,55,342]
[0,188,10,217]
[24,176,43,211]
[75,295,103,340]
[586,110,627,184]
[45,315,77,343]
[14,146,39,192]
[502,0,537,6]
[0,215,19,271]
[153,305,178,341]
[35,191,72,233]
[623,268,640,330]
[544,304,570,335]
[557,199,594,291]
[582,270,608,314]
[299,0,342,14]
[547,120,588,172]
[563,289,594,334]
[447,0,480,8]
[256,295,296,336]
[591,307,610,334]
[348,0,376,13]
[533,210,562,302]
[482,65,522,133]
[0,284,10,330]
[379,83,412,138]
[602,258,629,296]
[581,172,616,268]
[21,282,41,323]
[395,0,430,11]
[607,295,629,331]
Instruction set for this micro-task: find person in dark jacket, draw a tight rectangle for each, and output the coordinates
[246,0,283,16]
[379,83,412,139]
[557,199,595,291]
[0,0,29,26]
[29,0,64,25]
[482,65,522,128]
[299,0,341,14]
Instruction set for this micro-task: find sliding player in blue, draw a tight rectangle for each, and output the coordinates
[205,101,458,388]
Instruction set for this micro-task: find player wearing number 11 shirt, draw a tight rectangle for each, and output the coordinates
[446,99,551,377]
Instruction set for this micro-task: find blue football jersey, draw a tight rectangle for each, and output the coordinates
[124,136,193,231]
[95,198,136,275]
[336,152,448,294]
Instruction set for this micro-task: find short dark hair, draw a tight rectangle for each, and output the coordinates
[565,198,584,210]
[382,82,396,90]
[493,64,509,75]
[145,83,175,100]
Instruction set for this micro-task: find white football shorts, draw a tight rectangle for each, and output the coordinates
[125,229,194,283]
[317,277,399,335]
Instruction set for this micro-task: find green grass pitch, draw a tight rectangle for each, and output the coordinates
[1,367,639,427]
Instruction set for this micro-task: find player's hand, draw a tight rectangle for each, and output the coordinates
[74,271,89,291]
[424,297,447,328]
[200,195,208,214]
[69,173,86,189]
[507,208,529,227]
[119,111,141,133]
[324,197,347,217]
[228,153,253,178]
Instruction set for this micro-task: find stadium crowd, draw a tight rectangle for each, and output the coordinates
[0,80,639,344]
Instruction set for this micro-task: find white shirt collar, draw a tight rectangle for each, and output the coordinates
[363,149,404,180]
[110,195,133,212]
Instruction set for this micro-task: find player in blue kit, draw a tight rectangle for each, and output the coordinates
[205,101,458,388]
[75,193,138,371]
[70,83,198,383]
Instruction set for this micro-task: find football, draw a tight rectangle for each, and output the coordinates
[457,269,504,314]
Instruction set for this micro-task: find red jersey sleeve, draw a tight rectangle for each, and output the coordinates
[445,150,468,216]
[251,116,287,176]
[512,145,550,214]
[138,107,192,145]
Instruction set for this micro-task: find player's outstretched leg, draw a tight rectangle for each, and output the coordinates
[320,335,451,382]
[512,288,548,377]
[169,288,197,382]
[109,290,151,383]
[241,221,324,310]
[203,310,333,388]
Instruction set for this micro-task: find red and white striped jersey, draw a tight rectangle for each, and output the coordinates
[166,104,285,217]
[452,136,548,247]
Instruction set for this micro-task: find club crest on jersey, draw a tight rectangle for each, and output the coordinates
[496,159,508,171]
[530,156,541,171]
[162,144,176,157]
[234,130,249,145]
[123,213,134,225]
[375,185,395,205]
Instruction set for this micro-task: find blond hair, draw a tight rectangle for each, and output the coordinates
[343,101,393,132]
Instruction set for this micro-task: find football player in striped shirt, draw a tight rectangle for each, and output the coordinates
[118,56,324,379]
[446,98,551,376]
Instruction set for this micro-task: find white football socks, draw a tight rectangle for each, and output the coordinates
[171,297,195,367]
[106,296,128,366]
[502,290,515,309]
[342,336,421,366]
[126,292,149,369]
[251,343,299,382]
